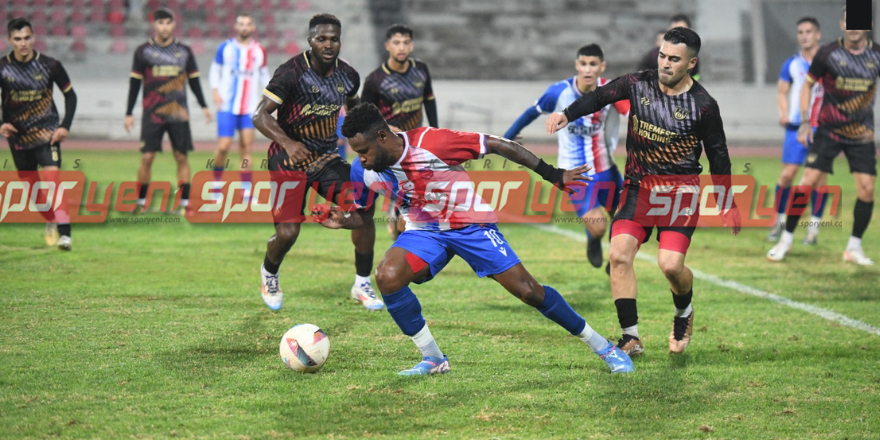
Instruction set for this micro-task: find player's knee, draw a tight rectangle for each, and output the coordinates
[658,257,684,279]
[608,247,633,268]
[275,223,300,246]
[516,281,545,307]
[779,170,797,186]
[375,263,407,294]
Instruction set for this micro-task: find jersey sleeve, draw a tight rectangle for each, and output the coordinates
[361,72,380,105]
[421,62,435,101]
[612,99,630,116]
[779,57,794,83]
[346,65,360,98]
[806,46,830,83]
[130,46,146,79]
[350,160,380,209]
[565,73,636,121]
[420,128,487,166]
[185,46,200,78]
[534,82,566,113]
[51,60,73,93]
[263,63,295,105]
[698,99,731,176]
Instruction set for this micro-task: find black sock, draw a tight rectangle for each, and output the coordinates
[614,298,638,329]
[672,288,693,310]
[138,183,149,200]
[784,189,810,233]
[58,223,71,237]
[853,199,874,239]
[179,183,191,201]
[355,251,374,277]
[263,254,280,274]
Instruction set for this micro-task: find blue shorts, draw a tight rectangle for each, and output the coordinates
[566,166,624,217]
[392,224,521,284]
[782,126,809,165]
[217,112,255,138]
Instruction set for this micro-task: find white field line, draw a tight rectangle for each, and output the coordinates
[531,224,880,337]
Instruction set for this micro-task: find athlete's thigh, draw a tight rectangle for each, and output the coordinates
[167,122,194,154]
[843,142,877,176]
[390,230,453,284]
[10,146,38,171]
[782,127,809,165]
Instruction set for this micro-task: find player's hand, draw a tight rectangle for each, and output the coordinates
[50,127,69,144]
[202,107,213,123]
[723,206,742,236]
[0,123,18,138]
[562,164,593,192]
[797,123,812,145]
[124,116,135,133]
[546,112,569,134]
[282,140,310,164]
[779,115,789,127]
[310,204,348,229]
[213,90,223,108]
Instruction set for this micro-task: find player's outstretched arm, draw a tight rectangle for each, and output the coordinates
[484,135,591,191]
[311,204,374,230]
[252,96,310,163]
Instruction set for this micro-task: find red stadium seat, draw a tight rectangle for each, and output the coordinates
[241,0,255,11]
[276,0,291,10]
[32,25,49,38]
[222,0,236,12]
[263,14,275,26]
[71,10,87,24]
[51,24,67,37]
[32,10,48,23]
[284,41,300,56]
[35,41,48,53]
[295,0,310,11]
[259,0,273,12]
[71,38,87,53]
[51,0,66,7]
[89,0,103,7]
[204,0,217,9]
[264,39,280,53]
[0,40,7,52]
[206,13,220,25]
[50,10,66,24]
[190,39,205,55]
[111,39,127,53]
[183,0,199,11]
[90,9,106,23]
[71,0,85,8]
[146,0,161,9]
[32,0,49,7]
[187,26,203,38]
[107,10,125,25]
[13,0,29,8]
[110,24,125,37]
[71,25,87,38]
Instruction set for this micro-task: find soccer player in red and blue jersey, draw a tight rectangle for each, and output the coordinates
[0,17,77,250]
[505,44,629,269]
[252,14,380,311]
[312,102,634,375]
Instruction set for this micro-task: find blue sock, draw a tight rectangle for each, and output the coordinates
[242,171,252,183]
[213,166,224,181]
[811,190,828,217]
[537,285,586,335]
[776,185,791,215]
[382,286,425,337]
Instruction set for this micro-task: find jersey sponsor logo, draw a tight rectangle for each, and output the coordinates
[414,80,424,88]
[9,89,45,102]
[300,103,341,117]
[568,121,603,136]
[4,75,14,83]
[632,114,680,143]
[391,97,423,115]
[231,68,256,76]
[336,82,345,93]
[834,76,874,92]
[310,85,320,93]
[389,87,399,95]
[151,65,182,77]
[673,107,690,120]
[868,61,876,69]
[839,59,848,67]
[175,52,182,58]
[640,96,650,106]
[33,73,43,81]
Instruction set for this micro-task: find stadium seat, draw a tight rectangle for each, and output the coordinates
[32,25,49,38]
[206,13,220,26]
[259,0,273,12]
[187,26,203,39]
[51,24,67,37]
[32,10,48,24]
[71,25,87,38]
[264,39,280,53]
[183,0,199,11]
[13,0,29,8]
[32,0,49,7]
[71,38,87,53]
[276,0,291,10]
[71,0,85,8]
[90,8,106,23]
[146,0,161,9]
[204,0,217,9]
[190,39,205,55]
[295,0,310,11]
[51,0,65,8]
[107,10,125,24]
[0,40,6,52]
[89,0,103,8]
[50,10,66,24]
[71,10,87,24]
[35,40,48,52]
[110,24,125,37]
[207,26,222,39]
[284,41,301,56]
[111,39,127,53]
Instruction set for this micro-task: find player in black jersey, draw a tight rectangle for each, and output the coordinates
[252,14,380,312]
[124,8,211,215]
[362,24,438,238]
[0,18,77,250]
[547,28,739,357]
[768,7,878,266]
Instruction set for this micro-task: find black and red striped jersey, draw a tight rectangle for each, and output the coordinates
[263,51,359,161]
[362,59,434,131]
[564,69,730,183]
[130,39,200,124]
[0,52,72,149]
[807,38,880,144]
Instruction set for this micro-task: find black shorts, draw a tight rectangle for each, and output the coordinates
[806,130,877,176]
[611,182,696,254]
[268,148,351,223]
[140,120,194,154]
[10,143,61,171]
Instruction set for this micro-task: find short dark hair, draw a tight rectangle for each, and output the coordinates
[577,43,604,61]
[669,13,691,28]
[153,7,175,21]
[341,103,389,140]
[7,17,32,36]
[664,27,701,57]
[385,24,413,40]
[797,16,820,30]
[309,13,341,31]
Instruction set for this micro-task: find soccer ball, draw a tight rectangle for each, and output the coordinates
[279,324,330,373]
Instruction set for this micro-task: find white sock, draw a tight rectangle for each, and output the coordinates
[355,274,371,286]
[777,214,786,225]
[675,303,693,318]
[847,236,862,251]
[411,325,443,359]
[780,230,794,247]
[180,199,189,208]
[137,198,146,206]
[622,325,639,339]
[808,216,822,235]
[577,325,610,353]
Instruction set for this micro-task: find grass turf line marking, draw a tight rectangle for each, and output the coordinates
[532,224,880,337]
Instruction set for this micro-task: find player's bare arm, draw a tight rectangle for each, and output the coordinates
[484,135,592,190]
[777,79,791,126]
[797,79,813,145]
[252,96,310,163]
[0,123,18,138]
[313,203,376,230]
